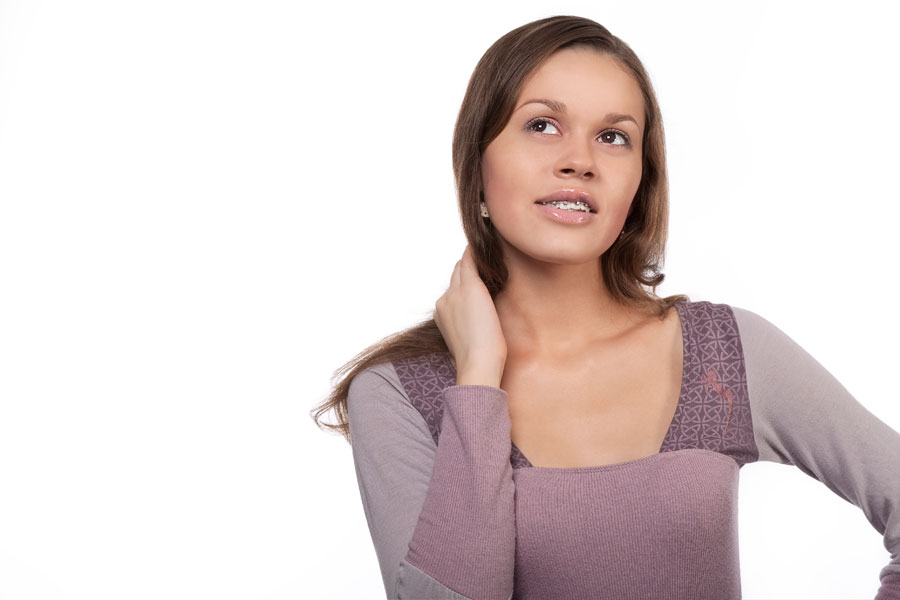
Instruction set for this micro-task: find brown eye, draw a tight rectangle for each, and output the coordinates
[524,118,560,135]
[600,131,629,146]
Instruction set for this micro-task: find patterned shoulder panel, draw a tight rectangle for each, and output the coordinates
[662,300,760,467]
[392,352,530,467]
[392,352,457,446]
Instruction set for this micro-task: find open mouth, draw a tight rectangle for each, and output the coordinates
[535,200,596,214]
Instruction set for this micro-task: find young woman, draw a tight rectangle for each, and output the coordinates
[311,15,900,600]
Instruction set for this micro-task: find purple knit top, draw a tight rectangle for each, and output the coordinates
[347,301,900,599]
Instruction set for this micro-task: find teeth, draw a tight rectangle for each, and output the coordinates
[540,200,592,212]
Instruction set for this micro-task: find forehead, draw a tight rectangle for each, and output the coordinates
[517,48,645,128]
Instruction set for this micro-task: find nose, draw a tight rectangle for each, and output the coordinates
[556,137,596,179]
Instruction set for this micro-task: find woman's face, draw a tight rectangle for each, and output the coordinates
[481,47,645,265]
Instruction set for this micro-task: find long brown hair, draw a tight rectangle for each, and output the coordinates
[311,15,689,442]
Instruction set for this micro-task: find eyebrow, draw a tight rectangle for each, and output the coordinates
[515,98,641,129]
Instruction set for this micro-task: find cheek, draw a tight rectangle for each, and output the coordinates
[615,157,643,199]
[482,146,534,205]
[481,158,509,207]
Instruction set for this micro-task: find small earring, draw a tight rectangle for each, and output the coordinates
[619,229,626,239]
[480,201,490,218]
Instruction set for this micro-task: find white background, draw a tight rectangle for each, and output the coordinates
[1,0,899,598]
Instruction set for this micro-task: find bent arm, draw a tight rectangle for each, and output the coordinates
[347,362,515,600]
[733,306,900,599]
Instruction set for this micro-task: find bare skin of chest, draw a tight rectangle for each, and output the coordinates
[501,306,684,469]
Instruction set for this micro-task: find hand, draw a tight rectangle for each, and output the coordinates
[434,244,508,387]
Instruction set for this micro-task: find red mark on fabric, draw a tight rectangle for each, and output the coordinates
[701,370,734,439]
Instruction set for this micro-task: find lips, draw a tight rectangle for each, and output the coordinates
[535,189,597,213]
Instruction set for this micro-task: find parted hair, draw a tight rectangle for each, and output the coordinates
[311,15,688,442]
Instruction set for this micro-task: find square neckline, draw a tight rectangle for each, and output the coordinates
[509,299,690,471]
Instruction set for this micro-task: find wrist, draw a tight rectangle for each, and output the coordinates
[456,366,504,388]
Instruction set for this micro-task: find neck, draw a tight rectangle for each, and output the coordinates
[493,252,640,359]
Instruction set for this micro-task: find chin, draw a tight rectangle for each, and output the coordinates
[524,245,605,266]
[496,231,609,264]
[540,253,602,266]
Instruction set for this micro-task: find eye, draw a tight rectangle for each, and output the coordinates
[525,117,632,148]
[524,117,560,135]
[599,130,631,147]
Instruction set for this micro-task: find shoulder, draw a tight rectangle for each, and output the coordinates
[674,299,779,341]
[671,299,749,349]
[674,300,787,380]
[347,362,410,422]
[349,361,404,398]
[347,360,441,447]
[727,304,796,357]
[674,298,741,320]
[348,354,455,446]
[729,304,777,333]
[707,302,823,408]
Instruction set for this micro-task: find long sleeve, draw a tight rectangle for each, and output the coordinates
[346,362,516,600]
[733,306,900,599]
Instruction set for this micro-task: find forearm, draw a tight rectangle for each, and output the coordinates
[348,364,516,600]
[403,385,516,600]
